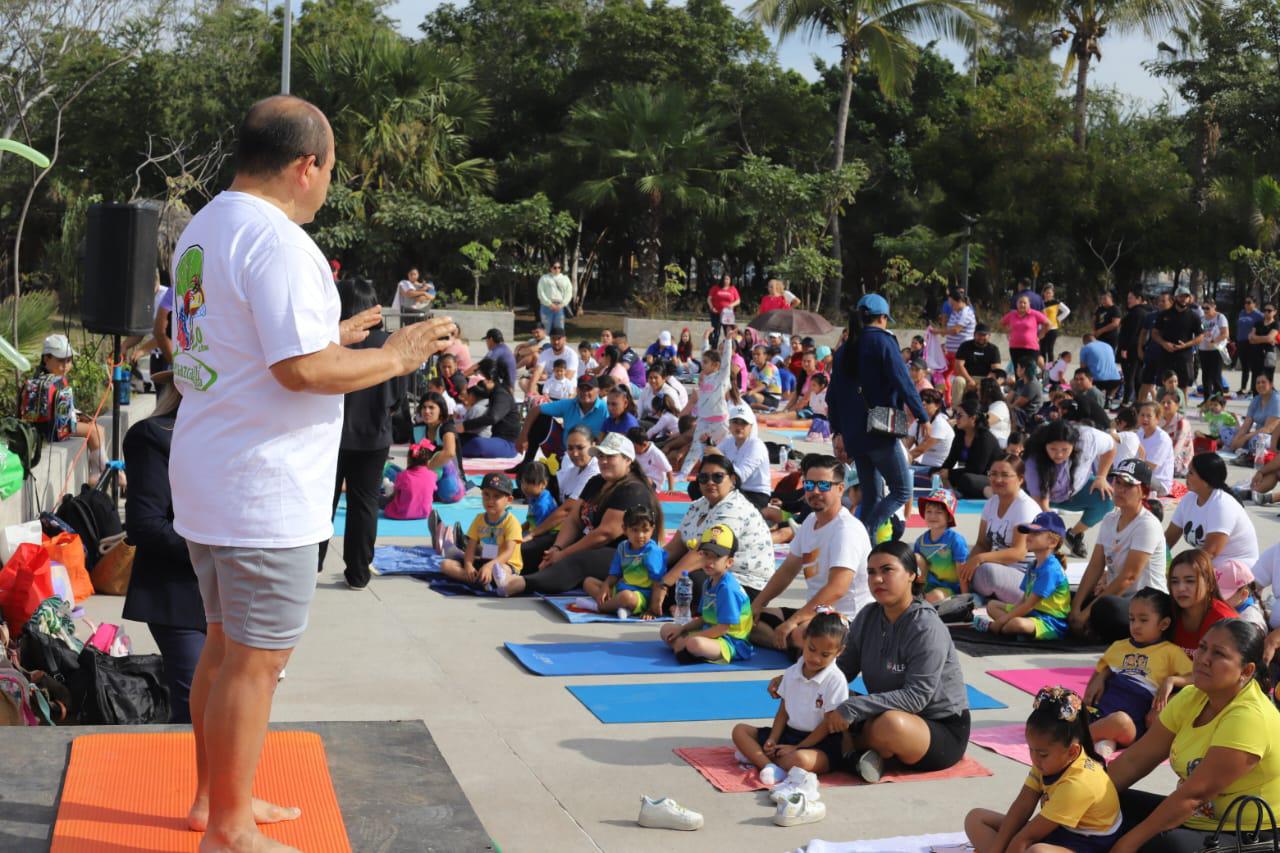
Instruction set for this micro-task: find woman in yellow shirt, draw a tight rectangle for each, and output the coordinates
[1107,619,1280,852]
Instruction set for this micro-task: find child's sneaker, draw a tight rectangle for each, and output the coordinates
[616,608,629,621]
[637,796,703,831]
[774,792,826,827]
[855,749,885,783]
[571,596,599,612]
[972,612,993,632]
[428,510,443,553]
[758,763,786,786]
[769,766,819,803]
[732,749,751,765]
[490,562,512,595]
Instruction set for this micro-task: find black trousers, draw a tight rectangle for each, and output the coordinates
[1238,341,1254,391]
[148,624,206,725]
[708,308,722,349]
[522,546,615,595]
[319,446,389,587]
[1164,350,1195,389]
[1121,353,1142,403]
[949,470,989,499]
[1040,329,1059,362]
[1199,348,1223,396]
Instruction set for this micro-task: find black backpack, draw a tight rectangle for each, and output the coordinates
[54,476,122,569]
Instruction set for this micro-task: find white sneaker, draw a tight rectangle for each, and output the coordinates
[616,608,629,620]
[637,796,703,831]
[571,596,599,612]
[490,562,512,595]
[856,749,885,783]
[733,749,751,765]
[774,792,826,827]
[759,763,786,786]
[770,766,819,803]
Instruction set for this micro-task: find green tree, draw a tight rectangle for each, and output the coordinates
[562,84,731,304]
[747,0,990,312]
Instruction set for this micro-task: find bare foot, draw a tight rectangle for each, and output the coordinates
[198,827,301,853]
[188,798,302,832]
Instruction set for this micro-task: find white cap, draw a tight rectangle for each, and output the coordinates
[767,331,782,339]
[589,431,637,461]
[658,330,672,346]
[728,403,756,425]
[42,334,75,359]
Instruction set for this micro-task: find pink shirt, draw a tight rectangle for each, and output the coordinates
[445,339,472,371]
[1001,309,1050,350]
[383,466,437,520]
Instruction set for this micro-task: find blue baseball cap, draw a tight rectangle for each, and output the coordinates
[1018,511,1067,539]
[856,293,894,322]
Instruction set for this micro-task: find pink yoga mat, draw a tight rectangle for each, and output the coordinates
[674,746,991,793]
[987,667,1094,698]
[970,723,1148,767]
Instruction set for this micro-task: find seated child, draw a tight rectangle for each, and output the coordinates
[543,358,576,401]
[382,439,438,520]
[1159,370,1187,409]
[1214,560,1267,631]
[578,341,599,375]
[629,426,675,492]
[1196,393,1238,449]
[658,525,754,663]
[980,512,1070,640]
[731,612,849,785]
[1111,406,1141,463]
[464,383,491,436]
[646,394,681,443]
[581,505,667,619]
[520,461,558,533]
[913,490,970,602]
[425,377,458,416]
[1082,588,1191,757]
[1046,351,1072,389]
[965,686,1122,852]
[439,473,523,589]
[806,373,830,439]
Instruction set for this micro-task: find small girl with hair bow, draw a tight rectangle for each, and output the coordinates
[965,686,1123,853]
[382,438,438,520]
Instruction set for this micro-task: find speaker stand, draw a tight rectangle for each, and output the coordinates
[111,334,122,506]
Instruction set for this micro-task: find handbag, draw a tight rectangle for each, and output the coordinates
[867,405,910,438]
[1199,794,1279,852]
[89,535,135,596]
[72,646,169,724]
[1267,349,1277,369]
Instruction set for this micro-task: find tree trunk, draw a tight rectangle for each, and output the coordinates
[826,48,856,315]
[638,204,662,304]
[1072,50,1091,149]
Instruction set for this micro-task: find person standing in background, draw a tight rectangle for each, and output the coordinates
[1197,298,1229,398]
[1092,289,1122,354]
[1238,296,1264,395]
[707,273,740,349]
[1152,285,1205,390]
[1117,290,1151,407]
[536,260,574,331]
[1039,283,1069,366]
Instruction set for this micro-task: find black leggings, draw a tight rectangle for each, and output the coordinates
[521,546,615,595]
[1040,330,1059,362]
[1118,789,1275,852]
[319,446,388,586]
[1087,594,1131,644]
[520,531,558,571]
[949,470,989,499]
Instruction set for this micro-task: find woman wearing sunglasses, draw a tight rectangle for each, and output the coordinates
[655,455,777,615]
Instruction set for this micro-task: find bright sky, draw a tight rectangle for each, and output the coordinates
[383,0,1181,108]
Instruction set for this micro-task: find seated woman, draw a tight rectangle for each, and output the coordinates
[958,455,1041,605]
[496,432,660,597]
[1023,419,1116,559]
[520,425,598,566]
[654,454,776,618]
[937,399,1001,499]
[907,388,954,489]
[1069,459,1167,643]
[22,334,111,482]
[417,392,465,504]
[1227,372,1280,455]
[1009,361,1046,432]
[459,358,522,459]
[979,377,1011,448]
[1167,548,1238,660]
[121,379,205,724]
[1165,453,1259,576]
[788,541,971,782]
[1106,620,1280,853]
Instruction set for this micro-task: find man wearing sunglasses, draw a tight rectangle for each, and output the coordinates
[750,454,872,655]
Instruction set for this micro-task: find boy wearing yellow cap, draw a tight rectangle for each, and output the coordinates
[658,525,755,663]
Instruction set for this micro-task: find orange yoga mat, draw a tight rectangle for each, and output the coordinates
[52,731,351,852]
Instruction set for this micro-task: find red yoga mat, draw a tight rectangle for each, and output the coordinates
[674,745,991,793]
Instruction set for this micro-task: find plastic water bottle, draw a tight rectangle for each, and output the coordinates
[1255,440,1268,469]
[673,572,693,625]
[931,473,943,492]
[113,365,131,406]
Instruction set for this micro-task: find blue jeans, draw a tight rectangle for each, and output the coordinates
[460,433,517,458]
[540,305,565,331]
[1051,478,1114,529]
[853,443,912,538]
[148,624,206,724]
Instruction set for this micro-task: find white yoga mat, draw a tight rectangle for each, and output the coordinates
[795,832,971,853]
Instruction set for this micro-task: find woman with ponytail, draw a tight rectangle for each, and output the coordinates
[827,294,929,540]
[937,398,1001,499]
[1165,453,1259,572]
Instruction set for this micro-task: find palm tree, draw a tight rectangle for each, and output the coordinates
[1209,175,1280,251]
[562,85,730,303]
[747,0,991,312]
[1043,0,1205,149]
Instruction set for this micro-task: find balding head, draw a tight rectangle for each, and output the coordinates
[235,95,332,177]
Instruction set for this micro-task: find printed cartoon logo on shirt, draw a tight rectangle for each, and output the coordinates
[1119,652,1150,676]
[171,245,219,392]
[1182,521,1206,546]
[1182,758,1216,819]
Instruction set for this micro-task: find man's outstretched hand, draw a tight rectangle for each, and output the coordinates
[385,316,458,375]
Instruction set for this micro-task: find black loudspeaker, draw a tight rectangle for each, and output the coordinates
[82,202,160,336]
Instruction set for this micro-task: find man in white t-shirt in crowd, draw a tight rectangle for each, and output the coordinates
[751,453,873,654]
[390,267,434,321]
[522,325,579,395]
[169,95,457,853]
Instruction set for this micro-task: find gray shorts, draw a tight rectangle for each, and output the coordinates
[188,541,319,650]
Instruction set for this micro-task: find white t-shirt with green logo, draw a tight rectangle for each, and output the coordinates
[170,191,341,548]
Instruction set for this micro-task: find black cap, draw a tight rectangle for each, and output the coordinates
[550,326,566,338]
[1109,458,1153,488]
[974,322,990,334]
[576,375,598,389]
[801,336,816,347]
[479,473,513,495]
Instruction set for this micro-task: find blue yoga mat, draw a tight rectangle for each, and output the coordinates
[540,595,672,624]
[956,499,986,514]
[505,640,793,676]
[371,546,445,576]
[332,495,527,537]
[568,677,1005,723]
